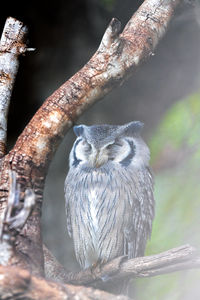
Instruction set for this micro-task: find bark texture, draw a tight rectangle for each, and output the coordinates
[0,265,130,300]
[0,17,27,158]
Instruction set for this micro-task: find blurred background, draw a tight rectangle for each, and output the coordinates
[1,0,200,299]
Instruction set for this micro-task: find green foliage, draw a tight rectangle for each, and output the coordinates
[136,92,200,300]
[150,93,200,164]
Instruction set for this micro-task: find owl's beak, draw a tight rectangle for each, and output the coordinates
[91,148,106,168]
[94,151,101,168]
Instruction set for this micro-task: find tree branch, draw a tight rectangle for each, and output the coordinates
[43,244,70,283]
[65,245,200,288]
[12,0,181,170]
[0,17,28,158]
[0,265,130,300]
[43,244,200,292]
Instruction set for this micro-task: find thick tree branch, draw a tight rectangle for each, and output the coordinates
[12,0,181,169]
[0,17,28,158]
[0,265,130,300]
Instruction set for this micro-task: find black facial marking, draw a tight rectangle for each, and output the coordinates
[120,140,136,167]
[72,139,82,167]
[106,143,114,150]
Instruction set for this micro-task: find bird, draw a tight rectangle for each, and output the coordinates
[64,121,154,277]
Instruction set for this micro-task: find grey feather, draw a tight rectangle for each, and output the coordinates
[65,122,154,269]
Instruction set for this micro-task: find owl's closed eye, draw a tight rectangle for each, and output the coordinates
[82,140,92,153]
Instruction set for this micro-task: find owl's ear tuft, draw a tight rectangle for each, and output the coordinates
[73,125,84,137]
[123,121,144,135]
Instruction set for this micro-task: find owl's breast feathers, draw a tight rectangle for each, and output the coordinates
[65,164,154,269]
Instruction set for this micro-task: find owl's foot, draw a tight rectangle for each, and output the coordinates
[92,256,128,282]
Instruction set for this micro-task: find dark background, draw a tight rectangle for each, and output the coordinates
[1,0,200,298]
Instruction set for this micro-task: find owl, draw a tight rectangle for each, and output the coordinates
[64,121,154,270]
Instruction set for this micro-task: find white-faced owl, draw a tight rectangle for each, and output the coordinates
[64,121,154,270]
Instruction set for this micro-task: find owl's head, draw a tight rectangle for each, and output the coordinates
[69,121,150,169]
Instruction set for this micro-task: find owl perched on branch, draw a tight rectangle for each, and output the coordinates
[64,121,154,271]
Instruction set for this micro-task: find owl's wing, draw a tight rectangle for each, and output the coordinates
[64,176,72,238]
[125,166,154,258]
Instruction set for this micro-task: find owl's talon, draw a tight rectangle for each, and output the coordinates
[101,274,111,282]
[90,261,98,271]
[114,255,128,269]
